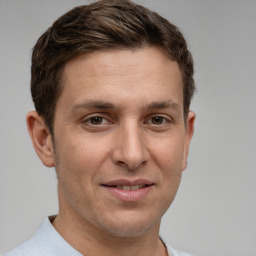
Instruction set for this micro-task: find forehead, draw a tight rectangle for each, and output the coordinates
[64,47,181,81]
[58,47,183,111]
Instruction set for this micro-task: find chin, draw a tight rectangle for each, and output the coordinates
[94,212,161,238]
[103,222,154,238]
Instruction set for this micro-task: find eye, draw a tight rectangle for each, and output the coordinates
[84,116,109,126]
[90,116,104,125]
[149,116,167,125]
[81,114,113,131]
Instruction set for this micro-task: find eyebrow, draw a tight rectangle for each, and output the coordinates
[147,100,180,111]
[71,100,180,112]
[73,100,114,110]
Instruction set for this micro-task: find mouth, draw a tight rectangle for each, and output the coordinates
[102,179,154,189]
[101,179,154,202]
[102,184,152,191]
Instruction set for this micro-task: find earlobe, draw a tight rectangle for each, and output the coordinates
[182,111,196,170]
[26,111,55,167]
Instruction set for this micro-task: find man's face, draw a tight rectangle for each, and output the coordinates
[52,47,195,237]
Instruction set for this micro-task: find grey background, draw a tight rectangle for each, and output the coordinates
[1,0,255,255]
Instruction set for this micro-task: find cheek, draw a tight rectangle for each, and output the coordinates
[53,138,99,210]
[151,135,186,172]
[55,134,106,171]
[53,133,113,203]
[150,135,185,201]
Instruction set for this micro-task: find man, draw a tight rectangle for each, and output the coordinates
[5,0,196,255]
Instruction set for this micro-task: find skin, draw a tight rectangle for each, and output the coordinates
[27,47,195,256]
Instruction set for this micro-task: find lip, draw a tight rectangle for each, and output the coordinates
[103,179,154,187]
[101,179,154,202]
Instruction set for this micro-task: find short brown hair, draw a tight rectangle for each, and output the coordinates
[31,0,195,135]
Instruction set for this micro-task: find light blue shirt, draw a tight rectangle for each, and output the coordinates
[4,217,194,256]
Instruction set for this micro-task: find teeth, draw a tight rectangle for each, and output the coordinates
[117,185,145,190]
[131,185,139,190]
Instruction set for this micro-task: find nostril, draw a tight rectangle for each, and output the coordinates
[116,160,146,169]
[116,160,127,167]
[112,140,148,170]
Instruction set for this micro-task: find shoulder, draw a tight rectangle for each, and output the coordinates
[3,217,82,256]
[166,244,195,256]
[4,244,26,256]
[3,226,47,256]
[3,236,40,256]
[3,218,52,256]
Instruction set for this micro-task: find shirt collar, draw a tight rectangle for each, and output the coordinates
[37,216,171,256]
[32,216,82,256]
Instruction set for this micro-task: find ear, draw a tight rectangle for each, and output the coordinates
[182,111,196,170]
[26,111,55,167]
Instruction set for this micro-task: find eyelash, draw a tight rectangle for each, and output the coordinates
[83,116,110,126]
[82,114,172,127]
[146,116,169,125]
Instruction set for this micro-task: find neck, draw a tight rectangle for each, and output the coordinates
[52,203,167,256]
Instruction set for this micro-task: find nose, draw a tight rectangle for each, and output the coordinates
[112,121,148,170]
